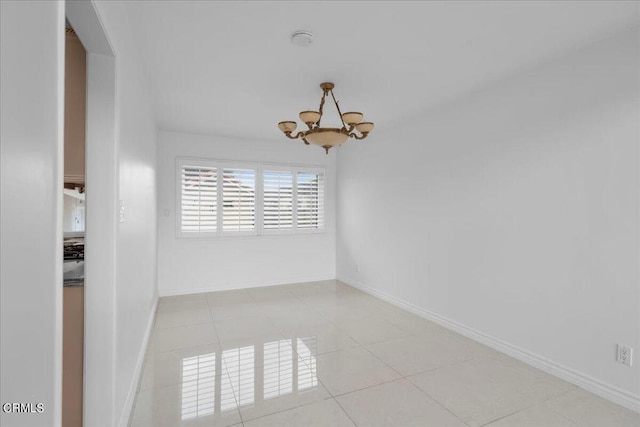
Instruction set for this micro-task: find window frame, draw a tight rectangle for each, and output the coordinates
[176,157,325,239]
[259,164,325,236]
[259,164,295,236]
[176,158,221,239]
[218,161,258,237]
[292,168,325,235]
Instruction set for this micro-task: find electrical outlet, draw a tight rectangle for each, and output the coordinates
[617,345,633,367]
[355,263,359,273]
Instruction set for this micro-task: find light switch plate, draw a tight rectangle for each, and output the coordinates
[119,200,125,223]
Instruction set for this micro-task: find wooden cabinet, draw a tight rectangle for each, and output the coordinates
[64,29,86,184]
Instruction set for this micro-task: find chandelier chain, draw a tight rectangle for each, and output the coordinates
[329,89,348,130]
[317,91,327,127]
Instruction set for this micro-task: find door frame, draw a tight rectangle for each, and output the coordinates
[65,1,118,425]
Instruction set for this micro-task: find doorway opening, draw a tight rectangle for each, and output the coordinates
[65,2,118,424]
[62,21,86,427]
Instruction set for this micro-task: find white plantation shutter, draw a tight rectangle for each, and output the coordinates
[177,159,324,237]
[296,172,324,229]
[263,171,293,230]
[180,165,217,233]
[222,168,256,232]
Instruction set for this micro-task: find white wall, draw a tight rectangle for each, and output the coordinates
[0,2,158,425]
[0,1,64,426]
[157,131,336,296]
[337,29,639,409]
[92,2,159,424]
[83,51,119,426]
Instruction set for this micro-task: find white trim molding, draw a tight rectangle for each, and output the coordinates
[119,296,158,427]
[337,275,640,413]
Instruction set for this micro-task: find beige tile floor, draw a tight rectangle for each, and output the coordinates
[130,280,639,426]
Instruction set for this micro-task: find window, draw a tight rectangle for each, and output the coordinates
[262,170,293,230]
[296,171,324,230]
[260,167,324,234]
[180,164,217,233]
[221,168,256,232]
[178,159,257,237]
[177,158,324,237]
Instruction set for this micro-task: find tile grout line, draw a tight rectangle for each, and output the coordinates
[403,376,473,427]
[145,283,611,427]
[403,375,473,426]
[401,359,579,427]
[331,396,360,426]
[238,396,335,425]
[207,292,245,425]
[329,377,405,399]
[474,388,580,427]
[478,407,531,427]
[154,287,405,424]
[213,287,326,426]
[360,345,406,379]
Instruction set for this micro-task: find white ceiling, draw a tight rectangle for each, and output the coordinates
[123,1,639,141]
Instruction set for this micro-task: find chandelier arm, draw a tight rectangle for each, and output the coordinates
[284,131,306,140]
[349,132,369,140]
[329,89,348,130]
[317,91,327,127]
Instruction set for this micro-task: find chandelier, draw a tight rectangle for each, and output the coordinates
[278,82,374,154]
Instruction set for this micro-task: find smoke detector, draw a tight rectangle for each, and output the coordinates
[291,30,313,47]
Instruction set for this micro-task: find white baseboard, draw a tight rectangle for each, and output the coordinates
[159,276,336,297]
[118,295,159,427]
[337,275,640,414]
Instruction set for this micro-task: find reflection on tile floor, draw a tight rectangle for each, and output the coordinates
[130,280,640,426]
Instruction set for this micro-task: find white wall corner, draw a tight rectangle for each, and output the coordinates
[118,296,159,427]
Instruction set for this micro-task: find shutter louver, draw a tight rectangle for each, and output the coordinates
[222,168,256,232]
[180,166,217,233]
[263,171,293,230]
[296,172,324,229]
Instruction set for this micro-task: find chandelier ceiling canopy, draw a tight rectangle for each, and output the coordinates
[278,82,374,154]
